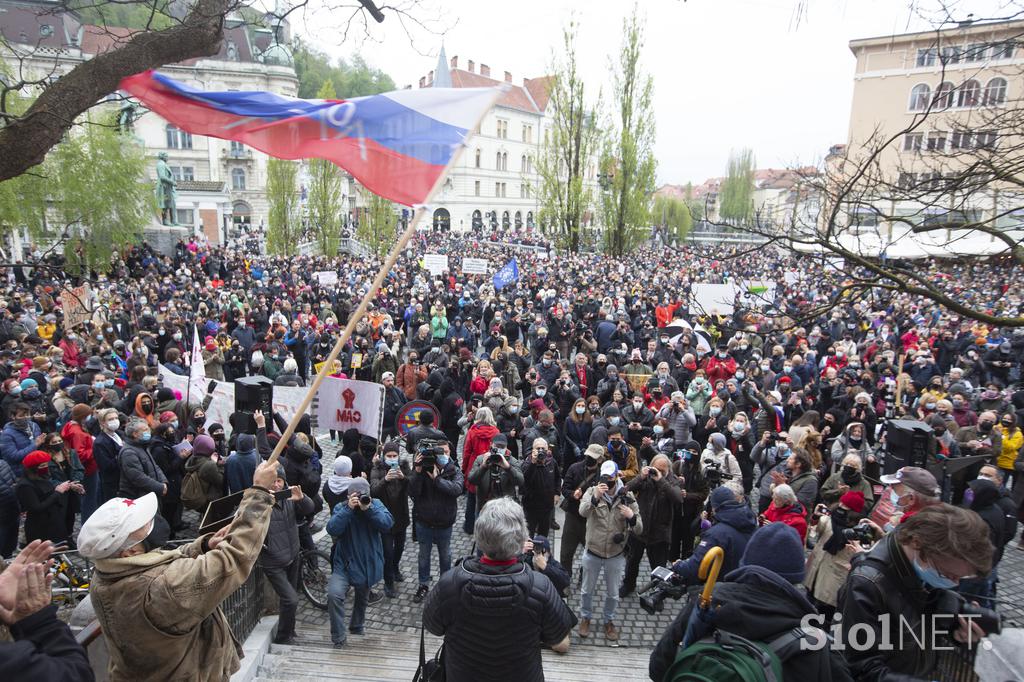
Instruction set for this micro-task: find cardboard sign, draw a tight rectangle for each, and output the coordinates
[461,257,489,275]
[316,271,339,286]
[59,283,95,329]
[423,254,448,276]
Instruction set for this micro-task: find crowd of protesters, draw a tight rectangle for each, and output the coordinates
[0,229,1021,681]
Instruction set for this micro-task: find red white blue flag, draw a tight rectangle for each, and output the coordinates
[120,71,500,206]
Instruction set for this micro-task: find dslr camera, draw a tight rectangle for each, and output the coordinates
[358,493,372,506]
[639,565,688,615]
[841,523,875,547]
[417,439,446,470]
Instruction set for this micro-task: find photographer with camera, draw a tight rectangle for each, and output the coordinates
[670,442,708,562]
[468,433,524,514]
[369,441,411,598]
[752,430,792,515]
[409,440,464,604]
[699,433,741,482]
[520,438,561,537]
[650,523,853,682]
[559,444,606,576]
[805,490,871,623]
[325,477,394,648]
[656,391,696,448]
[578,460,642,642]
[669,484,756,586]
[836,504,996,680]
[620,454,685,598]
[523,534,571,598]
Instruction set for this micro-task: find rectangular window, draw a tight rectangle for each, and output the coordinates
[903,133,924,152]
[897,172,916,189]
[976,131,997,149]
[175,208,195,225]
[495,182,501,197]
[926,131,946,152]
[474,180,480,196]
[965,43,988,61]
[940,46,960,65]
[993,42,1014,59]
[951,131,973,149]
[916,47,937,67]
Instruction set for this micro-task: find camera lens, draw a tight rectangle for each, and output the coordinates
[359,494,371,506]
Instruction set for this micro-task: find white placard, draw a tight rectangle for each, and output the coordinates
[315,376,385,440]
[423,254,448,275]
[461,257,489,275]
[316,271,338,286]
[691,283,740,315]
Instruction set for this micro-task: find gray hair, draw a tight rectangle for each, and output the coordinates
[283,357,298,373]
[773,483,797,505]
[474,406,496,427]
[126,418,149,439]
[474,497,528,561]
[723,480,745,500]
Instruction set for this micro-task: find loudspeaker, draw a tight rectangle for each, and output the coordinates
[234,375,274,432]
[884,419,933,474]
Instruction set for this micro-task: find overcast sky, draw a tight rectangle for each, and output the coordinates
[296,0,999,185]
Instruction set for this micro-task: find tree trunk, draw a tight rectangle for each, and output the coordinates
[0,0,231,182]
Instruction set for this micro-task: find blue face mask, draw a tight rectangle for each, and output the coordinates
[653,425,664,436]
[170,421,179,429]
[436,455,450,467]
[912,558,958,589]
[139,432,152,443]
[608,416,620,426]
[385,458,400,469]
[889,489,905,507]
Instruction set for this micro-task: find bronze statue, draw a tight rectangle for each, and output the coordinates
[155,152,177,225]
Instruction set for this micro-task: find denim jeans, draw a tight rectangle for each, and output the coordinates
[416,522,452,586]
[264,560,300,639]
[580,550,626,624]
[327,569,369,645]
[382,530,407,587]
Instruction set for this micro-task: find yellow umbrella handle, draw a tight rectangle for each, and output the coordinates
[697,547,725,609]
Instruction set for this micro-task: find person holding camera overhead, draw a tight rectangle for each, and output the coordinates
[325,477,393,648]
[577,459,642,643]
[409,440,463,604]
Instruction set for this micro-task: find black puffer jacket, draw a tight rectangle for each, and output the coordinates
[837,532,965,681]
[259,494,315,569]
[422,558,576,682]
[624,470,686,545]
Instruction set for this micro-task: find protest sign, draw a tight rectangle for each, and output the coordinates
[60,283,94,329]
[461,257,488,275]
[316,271,338,286]
[423,254,448,276]
[316,376,385,439]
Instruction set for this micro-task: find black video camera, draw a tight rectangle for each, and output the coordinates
[841,523,874,547]
[703,460,733,486]
[639,565,688,615]
[417,439,446,470]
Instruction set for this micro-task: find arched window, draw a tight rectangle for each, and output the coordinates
[933,82,954,109]
[521,154,527,173]
[502,152,508,171]
[475,148,481,168]
[231,167,246,190]
[527,156,532,173]
[986,77,1007,105]
[909,83,931,111]
[958,79,981,107]
[495,151,502,169]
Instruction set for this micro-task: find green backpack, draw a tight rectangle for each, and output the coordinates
[662,627,811,682]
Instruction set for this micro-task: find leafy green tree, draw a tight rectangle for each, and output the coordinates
[653,195,693,242]
[357,185,396,258]
[265,158,301,255]
[719,148,756,225]
[307,81,345,255]
[293,43,396,99]
[0,112,150,274]
[536,23,600,253]
[599,6,657,257]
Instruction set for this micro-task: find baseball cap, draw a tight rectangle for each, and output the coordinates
[599,460,618,478]
[78,492,159,560]
[880,466,940,497]
[584,444,606,461]
[491,434,508,449]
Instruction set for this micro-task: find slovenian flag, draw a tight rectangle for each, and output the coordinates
[493,258,520,290]
[120,71,501,206]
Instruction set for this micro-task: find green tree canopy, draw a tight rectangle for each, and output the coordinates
[306,81,345,255]
[265,157,301,255]
[719,148,756,225]
[653,195,693,242]
[293,43,396,99]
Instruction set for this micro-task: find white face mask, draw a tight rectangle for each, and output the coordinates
[107,419,120,431]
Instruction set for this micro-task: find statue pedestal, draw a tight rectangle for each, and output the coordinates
[144,219,191,256]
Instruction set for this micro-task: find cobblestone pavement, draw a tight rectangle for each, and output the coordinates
[284,432,1024,647]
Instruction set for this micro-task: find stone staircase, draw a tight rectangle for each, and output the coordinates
[253,624,652,681]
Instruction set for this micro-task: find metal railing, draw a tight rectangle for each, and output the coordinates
[221,563,265,643]
[339,237,373,258]
[934,646,979,682]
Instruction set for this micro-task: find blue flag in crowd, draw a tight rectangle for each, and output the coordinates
[493,258,520,290]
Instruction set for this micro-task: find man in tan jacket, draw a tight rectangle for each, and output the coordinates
[78,459,278,681]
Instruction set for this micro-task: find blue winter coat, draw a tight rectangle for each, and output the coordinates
[0,421,41,467]
[672,500,757,583]
[224,450,259,494]
[326,499,393,586]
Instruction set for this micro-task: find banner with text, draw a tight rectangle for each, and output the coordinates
[422,254,449,276]
[315,376,385,440]
[461,257,489,275]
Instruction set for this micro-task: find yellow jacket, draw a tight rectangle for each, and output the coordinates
[997,426,1024,470]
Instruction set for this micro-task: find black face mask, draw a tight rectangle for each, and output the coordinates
[979,422,994,433]
[192,416,206,428]
[840,466,861,485]
[142,515,171,552]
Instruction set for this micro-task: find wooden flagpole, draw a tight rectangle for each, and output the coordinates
[266,90,503,466]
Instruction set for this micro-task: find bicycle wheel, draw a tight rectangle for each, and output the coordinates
[300,550,332,611]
